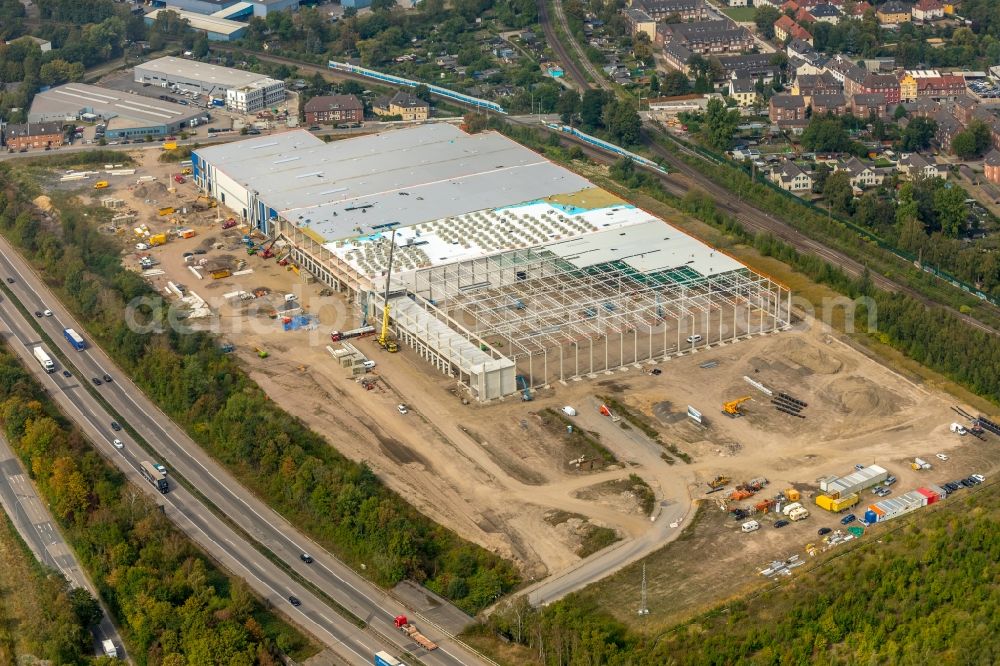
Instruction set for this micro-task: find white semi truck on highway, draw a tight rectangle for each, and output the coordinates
[32,346,55,373]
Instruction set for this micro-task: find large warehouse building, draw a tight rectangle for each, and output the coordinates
[28,83,202,138]
[192,125,790,401]
[133,57,285,112]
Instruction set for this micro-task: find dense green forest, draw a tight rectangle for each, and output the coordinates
[0,513,98,663]
[0,344,312,664]
[0,165,519,613]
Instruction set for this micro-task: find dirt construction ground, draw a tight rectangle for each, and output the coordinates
[83,151,1000,618]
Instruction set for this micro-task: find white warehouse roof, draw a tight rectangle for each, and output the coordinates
[196,124,592,241]
[28,82,200,125]
[136,55,275,87]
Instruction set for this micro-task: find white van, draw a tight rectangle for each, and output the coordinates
[741,520,760,533]
[686,334,703,344]
[561,406,577,416]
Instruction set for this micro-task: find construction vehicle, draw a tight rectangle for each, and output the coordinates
[93,180,109,189]
[196,194,217,208]
[516,375,532,401]
[157,207,175,216]
[211,268,231,279]
[722,396,751,417]
[162,141,177,150]
[729,488,753,501]
[181,167,193,175]
[174,174,185,184]
[222,218,238,229]
[393,616,437,651]
[708,475,730,490]
[376,228,400,353]
[260,236,278,259]
[255,347,268,358]
[754,498,775,513]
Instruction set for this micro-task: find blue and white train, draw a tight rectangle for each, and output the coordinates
[546,123,668,174]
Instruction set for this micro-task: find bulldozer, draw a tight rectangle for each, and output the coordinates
[722,396,751,418]
[708,475,730,490]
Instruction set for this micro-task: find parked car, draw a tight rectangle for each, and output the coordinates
[972,474,985,483]
[840,514,856,525]
[817,527,832,536]
[686,334,702,344]
[362,360,376,369]
[773,520,789,529]
[884,476,897,486]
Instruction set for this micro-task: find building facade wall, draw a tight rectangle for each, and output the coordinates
[5,132,62,151]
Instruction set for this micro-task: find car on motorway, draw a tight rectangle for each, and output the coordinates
[62,370,71,377]
[4,277,12,284]
[112,439,123,449]
[840,514,856,525]
[43,309,52,316]
[300,553,313,563]
[773,520,789,528]
[817,527,832,536]
[288,596,301,607]
[92,377,102,386]
[110,421,122,432]
[34,310,42,317]
[103,373,113,383]
[153,463,167,475]
[686,334,702,344]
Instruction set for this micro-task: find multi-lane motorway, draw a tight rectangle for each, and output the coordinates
[0,237,485,665]
[0,431,127,659]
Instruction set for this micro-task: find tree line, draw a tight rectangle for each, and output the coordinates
[481,481,1000,664]
[0,344,312,664]
[0,167,519,614]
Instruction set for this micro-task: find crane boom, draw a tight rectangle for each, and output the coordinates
[377,228,399,353]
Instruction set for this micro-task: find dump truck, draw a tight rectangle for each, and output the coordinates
[394,616,437,651]
[157,207,175,216]
[148,233,168,246]
[93,181,109,189]
[211,268,231,279]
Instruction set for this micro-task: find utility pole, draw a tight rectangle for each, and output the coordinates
[638,563,649,616]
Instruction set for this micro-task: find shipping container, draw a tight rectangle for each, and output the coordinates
[864,509,878,524]
[927,484,947,499]
[815,493,859,512]
[916,487,939,505]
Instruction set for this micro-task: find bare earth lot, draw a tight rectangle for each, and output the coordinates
[78,152,999,622]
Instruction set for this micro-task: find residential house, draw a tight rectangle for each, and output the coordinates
[876,0,912,24]
[984,150,1000,185]
[852,93,888,118]
[795,7,817,23]
[770,161,814,191]
[933,108,962,151]
[717,53,783,83]
[727,0,749,6]
[811,92,848,115]
[824,55,865,85]
[769,94,807,121]
[303,94,363,125]
[729,78,762,108]
[809,4,842,22]
[2,122,63,151]
[662,40,694,72]
[631,0,709,22]
[912,0,944,21]
[372,91,430,121]
[916,74,966,101]
[912,96,941,119]
[659,21,753,55]
[624,7,657,42]
[898,152,942,179]
[836,157,884,188]
[898,71,919,101]
[844,0,873,16]
[774,15,813,44]
[843,70,900,106]
[786,38,820,63]
[793,72,842,97]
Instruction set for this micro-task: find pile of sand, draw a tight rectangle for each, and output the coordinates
[821,376,889,416]
[133,181,168,199]
[783,338,843,375]
[33,195,53,212]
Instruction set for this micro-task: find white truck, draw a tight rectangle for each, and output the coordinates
[32,346,55,373]
[101,639,118,658]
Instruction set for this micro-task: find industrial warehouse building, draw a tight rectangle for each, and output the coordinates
[28,83,203,138]
[152,0,299,17]
[133,57,285,112]
[143,9,249,41]
[192,125,791,400]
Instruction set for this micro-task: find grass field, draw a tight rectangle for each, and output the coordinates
[722,6,757,21]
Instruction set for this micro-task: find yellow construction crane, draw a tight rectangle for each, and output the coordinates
[722,396,751,418]
[376,227,399,353]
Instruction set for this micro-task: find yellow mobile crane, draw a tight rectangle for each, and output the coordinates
[722,396,751,418]
[377,228,399,353]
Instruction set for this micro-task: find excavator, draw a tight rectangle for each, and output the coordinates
[376,228,399,353]
[722,396,751,418]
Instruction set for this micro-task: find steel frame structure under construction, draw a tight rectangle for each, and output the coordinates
[414,248,791,389]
